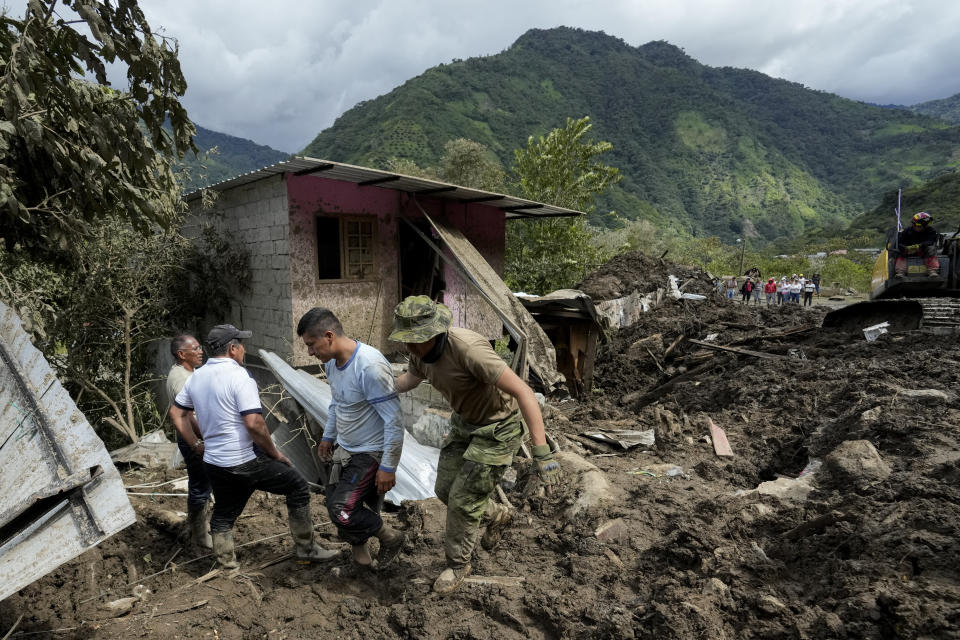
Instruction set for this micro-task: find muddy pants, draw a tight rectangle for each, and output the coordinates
[325,447,383,545]
[205,455,311,532]
[176,435,212,511]
[435,412,525,569]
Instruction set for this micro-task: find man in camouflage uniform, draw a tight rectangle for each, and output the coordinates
[391,296,563,594]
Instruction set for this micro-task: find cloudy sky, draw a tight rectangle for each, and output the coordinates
[126,0,960,152]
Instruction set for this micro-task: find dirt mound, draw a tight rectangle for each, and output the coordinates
[577,250,715,300]
[4,264,959,638]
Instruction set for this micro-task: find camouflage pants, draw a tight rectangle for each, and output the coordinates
[434,411,525,568]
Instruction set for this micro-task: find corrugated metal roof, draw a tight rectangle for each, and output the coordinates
[0,301,136,600]
[183,156,583,219]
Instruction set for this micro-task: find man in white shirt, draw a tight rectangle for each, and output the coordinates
[170,324,337,568]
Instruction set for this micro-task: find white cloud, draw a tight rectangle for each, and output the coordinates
[125,0,960,151]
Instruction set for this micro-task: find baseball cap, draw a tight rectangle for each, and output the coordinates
[206,324,252,351]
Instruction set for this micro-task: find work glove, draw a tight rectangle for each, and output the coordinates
[532,443,562,486]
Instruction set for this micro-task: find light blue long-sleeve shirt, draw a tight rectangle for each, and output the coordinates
[322,341,403,472]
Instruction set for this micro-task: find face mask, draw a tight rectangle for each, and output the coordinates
[422,332,448,364]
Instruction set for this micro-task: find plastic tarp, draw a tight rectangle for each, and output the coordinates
[259,350,439,505]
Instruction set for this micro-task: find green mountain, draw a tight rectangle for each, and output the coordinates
[302,27,960,244]
[847,169,960,236]
[911,92,960,125]
[178,125,289,192]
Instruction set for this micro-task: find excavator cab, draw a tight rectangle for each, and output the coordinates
[823,231,960,333]
[869,230,958,300]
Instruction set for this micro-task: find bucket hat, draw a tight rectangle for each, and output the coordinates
[389,295,452,343]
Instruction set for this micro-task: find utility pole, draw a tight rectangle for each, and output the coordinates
[737,238,745,275]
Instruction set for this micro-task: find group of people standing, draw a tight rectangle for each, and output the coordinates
[166,296,561,595]
[724,273,821,307]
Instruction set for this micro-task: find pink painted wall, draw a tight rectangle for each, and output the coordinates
[286,174,507,366]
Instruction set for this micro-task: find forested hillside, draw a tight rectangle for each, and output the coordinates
[178,125,289,192]
[303,27,960,244]
[911,92,960,125]
[846,170,960,236]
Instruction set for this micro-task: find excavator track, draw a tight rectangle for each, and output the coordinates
[915,298,960,329]
[822,297,960,334]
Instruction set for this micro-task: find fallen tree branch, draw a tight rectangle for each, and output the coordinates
[687,339,788,360]
[624,355,732,410]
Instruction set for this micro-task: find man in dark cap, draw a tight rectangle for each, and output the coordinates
[390,296,563,594]
[170,324,337,568]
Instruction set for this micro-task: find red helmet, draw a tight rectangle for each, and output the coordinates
[912,211,932,227]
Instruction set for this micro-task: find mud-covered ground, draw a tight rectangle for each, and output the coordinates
[4,253,960,639]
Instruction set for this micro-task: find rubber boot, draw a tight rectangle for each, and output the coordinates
[187,505,213,549]
[480,501,512,551]
[374,524,405,568]
[211,530,239,569]
[288,507,339,563]
[352,542,373,566]
[433,563,471,595]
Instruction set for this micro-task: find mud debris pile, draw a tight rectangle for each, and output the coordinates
[3,251,959,639]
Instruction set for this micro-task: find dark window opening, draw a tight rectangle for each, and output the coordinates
[316,217,341,279]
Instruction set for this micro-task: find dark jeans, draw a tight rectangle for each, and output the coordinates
[204,455,311,532]
[176,435,212,511]
[803,292,813,306]
[326,452,383,545]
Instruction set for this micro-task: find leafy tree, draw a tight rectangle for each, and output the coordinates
[0,0,195,251]
[47,222,190,443]
[438,138,504,192]
[506,117,621,294]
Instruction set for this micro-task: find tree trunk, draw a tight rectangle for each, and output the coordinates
[123,308,136,440]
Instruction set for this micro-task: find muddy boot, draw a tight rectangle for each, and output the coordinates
[288,507,339,563]
[480,502,512,551]
[187,505,213,549]
[352,542,373,566]
[211,531,239,569]
[374,524,405,568]
[433,563,471,595]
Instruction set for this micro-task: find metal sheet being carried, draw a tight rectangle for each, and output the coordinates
[414,206,564,391]
[258,350,439,505]
[0,301,136,601]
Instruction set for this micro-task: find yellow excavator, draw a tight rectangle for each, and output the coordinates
[822,225,960,332]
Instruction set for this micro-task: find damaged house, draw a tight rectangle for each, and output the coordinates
[183,156,582,388]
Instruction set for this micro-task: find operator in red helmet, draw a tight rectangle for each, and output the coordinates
[894,212,940,278]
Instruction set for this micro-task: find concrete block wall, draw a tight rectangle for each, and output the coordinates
[185,176,294,359]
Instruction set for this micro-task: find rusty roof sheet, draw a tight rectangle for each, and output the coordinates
[183,156,583,219]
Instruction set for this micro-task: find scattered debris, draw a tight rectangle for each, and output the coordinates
[581,428,655,450]
[863,321,890,341]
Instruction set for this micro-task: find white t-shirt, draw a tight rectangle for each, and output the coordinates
[174,357,262,467]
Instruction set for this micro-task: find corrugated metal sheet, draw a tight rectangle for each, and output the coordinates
[0,301,136,601]
[257,349,438,505]
[183,156,583,219]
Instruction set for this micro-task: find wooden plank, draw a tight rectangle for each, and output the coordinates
[706,418,733,457]
[464,575,525,587]
[688,339,787,360]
